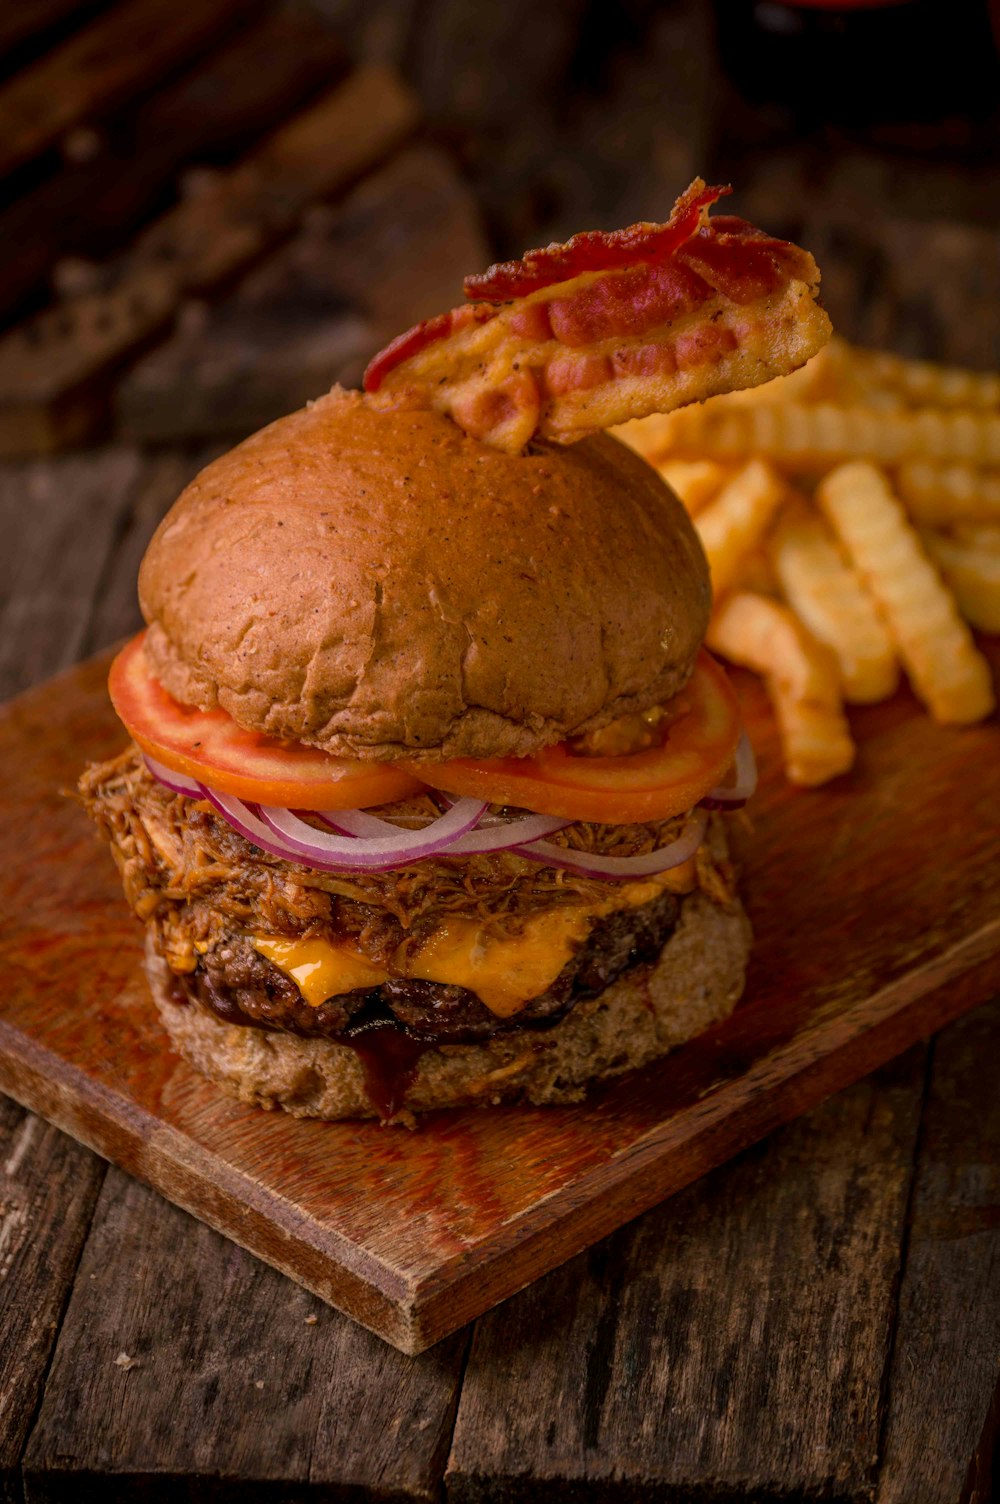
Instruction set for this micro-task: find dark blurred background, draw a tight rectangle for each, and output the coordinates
[0,0,997,456]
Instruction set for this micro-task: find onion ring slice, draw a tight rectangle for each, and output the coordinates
[514,808,707,881]
[258,798,487,871]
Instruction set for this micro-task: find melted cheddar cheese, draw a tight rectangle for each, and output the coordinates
[253,858,697,1018]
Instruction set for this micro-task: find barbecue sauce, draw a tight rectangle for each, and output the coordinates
[341,1020,433,1122]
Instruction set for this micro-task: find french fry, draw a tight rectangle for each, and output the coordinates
[612,412,676,463]
[692,458,784,597]
[816,463,995,724]
[656,459,731,515]
[846,347,1000,411]
[648,401,1000,469]
[895,461,1000,525]
[920,527,1000,633]
[707,591,856,786]
[767,497,898,703]
[732,547,780,597]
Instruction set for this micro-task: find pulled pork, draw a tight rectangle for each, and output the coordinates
[79,745,737,982]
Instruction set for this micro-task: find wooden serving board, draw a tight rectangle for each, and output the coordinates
[1,650,998,1354]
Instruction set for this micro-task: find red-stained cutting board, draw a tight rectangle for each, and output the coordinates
[1,649,998,1352]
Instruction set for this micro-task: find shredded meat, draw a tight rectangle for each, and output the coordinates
[79,745,738,983]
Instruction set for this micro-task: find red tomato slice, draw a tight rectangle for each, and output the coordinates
[400,652,742,823]
[108,632,425,811]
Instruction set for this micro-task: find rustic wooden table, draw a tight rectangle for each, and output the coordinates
[1,1,999,1499]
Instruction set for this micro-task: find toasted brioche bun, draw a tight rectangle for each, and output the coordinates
[145,888,750,1124]
[138,387,710,761]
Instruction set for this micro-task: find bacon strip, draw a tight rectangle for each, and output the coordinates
[363,179,832,453]
[463,180,729,301]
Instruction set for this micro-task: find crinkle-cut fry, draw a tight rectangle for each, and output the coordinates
[613,411,682,462]
[655,459,731,514]
[846,347,1000,411]
[952,521,1000,550]
[816,462,995,724]
[767,497,898,704]
[895,461,1000,525]
[692,458,784,597]
[707,591,855,786]
[732,547,780,597]
[650,401,1000,469]
[920,527,1000,633]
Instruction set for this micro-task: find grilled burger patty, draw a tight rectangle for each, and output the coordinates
[173,887,681,1045]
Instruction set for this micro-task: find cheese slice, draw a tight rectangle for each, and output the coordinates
[253,859,696,1017]
[254,937,388,1006]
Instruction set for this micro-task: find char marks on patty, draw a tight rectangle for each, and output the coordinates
[175,888,680,1044]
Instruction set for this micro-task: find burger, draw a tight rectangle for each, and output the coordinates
[80,184,829,1123]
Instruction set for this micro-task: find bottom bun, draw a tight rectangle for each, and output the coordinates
[145,891,751,1124]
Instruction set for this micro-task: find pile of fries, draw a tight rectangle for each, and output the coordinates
[615,336,1000,785]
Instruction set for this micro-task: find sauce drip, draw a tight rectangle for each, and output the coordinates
[341,1021,432,1121]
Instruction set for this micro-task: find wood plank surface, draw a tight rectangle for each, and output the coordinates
[0,449,142,699]
[0,647,997,1353]
[117,143,490,443]
[0,64,420,453]
[447,1048,926,1502]
[877,998,1000,1504]
[78,449,216,656]
[22,1167,467,1503]
[0,1100,105,1504]
[0,0,101,73]
[0,6,349,324]
[0,0,255,181]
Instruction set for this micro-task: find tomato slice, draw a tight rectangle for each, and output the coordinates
[108,632,425,811]
[399,651,742,823]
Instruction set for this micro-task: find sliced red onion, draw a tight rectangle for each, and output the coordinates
[143,754,202,798]
[199,787,324,865]
[513,807,707,881]
[443,812,572,853]
[257,798,488,872]
[701,732,757,809]
[319,807,399,837]
[319,805,571,853]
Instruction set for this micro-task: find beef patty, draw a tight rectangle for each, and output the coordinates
[173,888,681,1046]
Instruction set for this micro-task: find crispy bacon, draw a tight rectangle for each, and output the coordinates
[463,180,730,301]
[362,178,832,453]
[363,303,498,396]
[547,259,713,346]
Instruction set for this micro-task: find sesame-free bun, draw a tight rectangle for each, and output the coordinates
[139,387,710,761]
[145,887,751,1123]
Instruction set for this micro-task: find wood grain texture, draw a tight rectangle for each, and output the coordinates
[0,6,349,324]
[0,648,997,1354]
[877,998,1000,1504]
[0,0,255,181]
[0,64,420,452]
[116,143,489,443]
[77,447,217,657]
[22,1167,467,1503]
[447,1048,926,1503]
[0,448,142,699]
[0,1098,105,1504]
[0,0,102,72]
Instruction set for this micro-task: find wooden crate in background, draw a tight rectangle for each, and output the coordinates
[0,0,487,455]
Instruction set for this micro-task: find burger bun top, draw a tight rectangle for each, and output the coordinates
[139,387,710,761]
